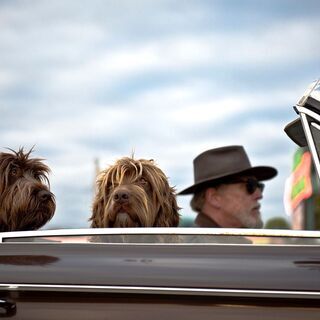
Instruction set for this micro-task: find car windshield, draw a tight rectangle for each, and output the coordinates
[2,229,320,245]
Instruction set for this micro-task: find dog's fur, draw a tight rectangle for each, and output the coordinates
[90,157,180,228]
[0,148,56,232]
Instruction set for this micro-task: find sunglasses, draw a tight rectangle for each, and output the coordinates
[223,177,265,195]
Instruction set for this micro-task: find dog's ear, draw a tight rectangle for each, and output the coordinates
[90,170,109,228]
[154,187,180,227]
[90,194,105,228]
[0,152,10,194]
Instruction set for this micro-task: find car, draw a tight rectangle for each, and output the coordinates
[0,227,320,319]
[1,80,320,319]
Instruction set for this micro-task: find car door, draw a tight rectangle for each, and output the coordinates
[0,229,320,319]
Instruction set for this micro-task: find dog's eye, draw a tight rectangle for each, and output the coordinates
[139,178,149,188]
[140,178,147,184]
[10,167,18,176]
[34,174,42,181]
[106,184,115,193]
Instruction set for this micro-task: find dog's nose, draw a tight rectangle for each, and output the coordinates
[113,191,130,203]
[38,190,53,202]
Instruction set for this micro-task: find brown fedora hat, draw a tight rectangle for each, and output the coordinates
[178,145,277,195]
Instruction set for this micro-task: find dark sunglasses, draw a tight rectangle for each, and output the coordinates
[223,177,265,195]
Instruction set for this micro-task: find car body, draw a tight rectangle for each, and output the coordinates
[0,227,320,319]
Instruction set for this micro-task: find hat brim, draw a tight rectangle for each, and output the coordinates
[284,118,307,147]
[178,166,278,195]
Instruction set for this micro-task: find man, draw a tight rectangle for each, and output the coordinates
[178,146,277,228]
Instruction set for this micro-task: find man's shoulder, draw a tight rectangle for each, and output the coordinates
[194,213,221,228]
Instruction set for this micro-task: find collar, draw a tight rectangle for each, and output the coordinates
[194,212,221,228]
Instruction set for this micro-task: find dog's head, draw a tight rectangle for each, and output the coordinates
[0,148,56,232]
[90,157,180,228]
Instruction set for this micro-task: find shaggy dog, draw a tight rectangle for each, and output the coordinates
[90,157,180,228]
[0,148,56,232]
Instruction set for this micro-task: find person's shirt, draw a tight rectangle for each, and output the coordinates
[194,212,221,227]
[193,212,252,244]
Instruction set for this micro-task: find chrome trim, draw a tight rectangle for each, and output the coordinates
[311,122,320,131]
[2,242,320,247]
[300,113,320,179]
[1,227,320,242]
[296,79,320,107]
[296,106,320,180]
[0,284,319,299]
[296,106,320,122]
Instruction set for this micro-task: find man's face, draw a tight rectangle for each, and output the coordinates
[214,176,264,228]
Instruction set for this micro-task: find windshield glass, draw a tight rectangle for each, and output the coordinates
[3,232,320,245]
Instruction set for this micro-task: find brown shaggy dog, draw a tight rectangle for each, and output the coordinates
[0,148,56,232]
[90,157,180,228]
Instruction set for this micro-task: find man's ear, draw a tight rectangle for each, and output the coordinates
[205,187,221,208]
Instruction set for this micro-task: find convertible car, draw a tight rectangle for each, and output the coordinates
[0,80,320,319]
[0,228,320,319]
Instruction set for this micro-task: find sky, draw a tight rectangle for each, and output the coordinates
[1,0,320,229]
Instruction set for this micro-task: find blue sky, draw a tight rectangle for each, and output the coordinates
[1,0,320,228]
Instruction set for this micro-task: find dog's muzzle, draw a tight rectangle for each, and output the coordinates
[37,190,54,202]
[113,190,130,204]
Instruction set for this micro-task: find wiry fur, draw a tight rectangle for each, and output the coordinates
[0,148,56,232]
[90,157,180,228]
